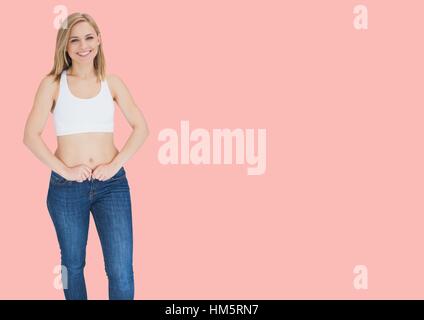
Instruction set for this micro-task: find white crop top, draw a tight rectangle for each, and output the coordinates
[52,70,115,136]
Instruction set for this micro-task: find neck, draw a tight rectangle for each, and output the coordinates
[68,63,96,79]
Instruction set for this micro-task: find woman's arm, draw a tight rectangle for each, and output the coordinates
[107,74,150,169]
[23,76,68,176]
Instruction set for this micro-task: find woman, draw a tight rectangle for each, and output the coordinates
[23,12,149,300]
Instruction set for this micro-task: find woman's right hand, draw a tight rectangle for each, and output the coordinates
[63,164,93,182]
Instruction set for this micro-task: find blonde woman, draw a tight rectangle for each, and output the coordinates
[23,12,149,300]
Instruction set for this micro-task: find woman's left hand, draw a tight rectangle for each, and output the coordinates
[92,162,121,181]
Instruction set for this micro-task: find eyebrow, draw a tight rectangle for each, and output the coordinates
[69,33,94,39]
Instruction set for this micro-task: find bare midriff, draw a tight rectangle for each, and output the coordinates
[54,132,118,170]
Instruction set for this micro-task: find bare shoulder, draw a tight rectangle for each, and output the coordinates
[39,74,58,89]
[106,73,123,82]
[106,73,125,88]
[106,74,127,100]
[38,74,60,101]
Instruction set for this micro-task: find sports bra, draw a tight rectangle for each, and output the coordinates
[52,70,115,136]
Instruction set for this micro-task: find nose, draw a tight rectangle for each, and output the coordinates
[79,40,90,50]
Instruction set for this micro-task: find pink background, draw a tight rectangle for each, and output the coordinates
[1,0,424,299]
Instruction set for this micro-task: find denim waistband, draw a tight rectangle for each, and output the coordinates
[51,166,126,183]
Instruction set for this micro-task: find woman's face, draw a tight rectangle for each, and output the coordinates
[67,21,101,65]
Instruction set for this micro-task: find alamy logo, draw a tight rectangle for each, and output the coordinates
[353,264,368,290]
[53,265,68,290]
[158,120,267,175]
[53,5,68,30]
[353,4,368,30]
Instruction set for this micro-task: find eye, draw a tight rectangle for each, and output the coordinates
[70,39,79,43]
[86,36,94,40]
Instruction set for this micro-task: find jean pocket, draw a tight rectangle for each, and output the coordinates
[108,167,126,182]
[50,171,68,185]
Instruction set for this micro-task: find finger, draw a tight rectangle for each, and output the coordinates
[87,168,94,179]
[84,167,92,176]
[80,166,89,176]
[97,171,104,180]
[83,170,90,179]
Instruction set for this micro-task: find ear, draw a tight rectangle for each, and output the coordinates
[97,33,102,46]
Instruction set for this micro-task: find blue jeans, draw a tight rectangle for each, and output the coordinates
[46,166,134,300]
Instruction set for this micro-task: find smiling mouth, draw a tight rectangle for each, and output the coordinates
[77,50,92,57]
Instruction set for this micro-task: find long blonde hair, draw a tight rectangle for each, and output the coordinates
[47,12,106,82]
